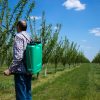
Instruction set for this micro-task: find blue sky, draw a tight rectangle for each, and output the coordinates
[10,0,100,61]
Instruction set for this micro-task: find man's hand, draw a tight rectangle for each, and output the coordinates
[4,69,11,76]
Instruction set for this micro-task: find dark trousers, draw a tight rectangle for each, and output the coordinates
[14,74,32,100]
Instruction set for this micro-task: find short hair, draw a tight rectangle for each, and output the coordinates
[17,20,27,31]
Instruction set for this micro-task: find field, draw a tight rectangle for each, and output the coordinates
[0,64,100,100]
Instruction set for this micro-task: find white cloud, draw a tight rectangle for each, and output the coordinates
[29,16,41,20]
[54,26,58,30]
[80,45,92,50]
[62,0,86,11]
[86,46,92,49]
[89,28,100,36]
[81,40,87,42]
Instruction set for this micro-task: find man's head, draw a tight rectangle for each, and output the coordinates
[17,20,27,32]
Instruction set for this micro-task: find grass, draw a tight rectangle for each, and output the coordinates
[32,63,100,100]
[32,64,89,100]
[0,63,100,100]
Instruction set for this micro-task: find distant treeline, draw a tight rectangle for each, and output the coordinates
[92,51,100,64]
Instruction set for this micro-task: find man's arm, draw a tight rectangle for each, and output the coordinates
[4,35,24,75]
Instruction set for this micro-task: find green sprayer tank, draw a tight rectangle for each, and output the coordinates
[26,42,42,74]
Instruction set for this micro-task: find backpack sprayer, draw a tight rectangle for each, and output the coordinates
[25,35,42,74]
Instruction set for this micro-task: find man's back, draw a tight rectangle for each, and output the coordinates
[9,31,31,74]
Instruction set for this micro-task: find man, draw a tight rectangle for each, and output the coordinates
[4,20,32,100]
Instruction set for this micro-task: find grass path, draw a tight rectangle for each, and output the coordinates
[32,64,100,100]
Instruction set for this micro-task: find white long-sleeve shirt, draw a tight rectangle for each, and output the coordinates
[9,31,31,74]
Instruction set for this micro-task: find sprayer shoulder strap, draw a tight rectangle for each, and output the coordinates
[21,32,31,43]
[21,33,30,70]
